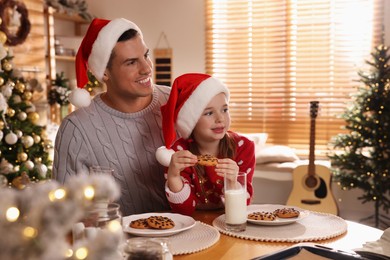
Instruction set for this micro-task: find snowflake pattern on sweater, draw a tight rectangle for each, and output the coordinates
[165,131,255,216]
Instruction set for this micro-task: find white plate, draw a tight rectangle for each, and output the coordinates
[247,205,309,226]
[122,213,196,237]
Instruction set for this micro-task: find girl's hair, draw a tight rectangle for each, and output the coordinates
[189,132,237,175]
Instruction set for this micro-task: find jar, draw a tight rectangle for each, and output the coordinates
[124,238,172,260]
[83,202,122,229]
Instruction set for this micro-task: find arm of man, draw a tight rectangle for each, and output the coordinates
[52,119,90,183]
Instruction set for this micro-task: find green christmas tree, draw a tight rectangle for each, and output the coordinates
[0,50,52,189]
[328,44,390,228]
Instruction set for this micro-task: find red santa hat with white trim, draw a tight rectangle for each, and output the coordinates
[156,73,230,166]
[69,18,143,108]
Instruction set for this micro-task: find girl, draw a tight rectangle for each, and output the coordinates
[156,73,255,216]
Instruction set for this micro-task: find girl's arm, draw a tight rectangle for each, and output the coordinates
[167,150,197,192]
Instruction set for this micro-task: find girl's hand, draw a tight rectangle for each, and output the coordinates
[215,158,239,180]
[167,150,197,193]
[168,150,198,177]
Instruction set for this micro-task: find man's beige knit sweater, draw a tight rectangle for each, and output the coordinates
[53,85,171,216]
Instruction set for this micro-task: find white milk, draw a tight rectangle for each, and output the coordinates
[224,189,247,224]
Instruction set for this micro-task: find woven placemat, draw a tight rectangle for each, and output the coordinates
[168,221,220,255]
[212,204,347,243]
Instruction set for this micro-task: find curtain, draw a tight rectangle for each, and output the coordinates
[205,0,384,157]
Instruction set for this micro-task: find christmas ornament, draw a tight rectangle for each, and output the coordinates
[35,163,48,178]
[12,172,30,189]
[5,132,18,145]
[2,61,12,71]
[6,107,15,117]
[27,112,39,124]
[12,94,22,103]
[15,82,25,93]
[21,135,33,148]
[33,134,41,143]
[17,111,27,121]
[24,160,34,170]
[15,130,23,138]
[17,152,28,162]
[0,121,4,130]
[0,131,3,141]
[0,77,4,86]
[22,91,32,101]
[0,92,7,112]
[0,159,13,174]
[1,82,13,98]
[0,31,6,44]
[0,44,6,61]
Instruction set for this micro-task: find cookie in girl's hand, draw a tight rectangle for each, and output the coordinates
[197,154,218,166]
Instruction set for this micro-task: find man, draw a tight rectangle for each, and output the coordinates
[52,18,170,216]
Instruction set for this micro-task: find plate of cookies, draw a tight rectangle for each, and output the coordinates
[122,212,196,237]
[247,204,309,226]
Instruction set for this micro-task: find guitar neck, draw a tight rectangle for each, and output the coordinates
[308,117,316,176]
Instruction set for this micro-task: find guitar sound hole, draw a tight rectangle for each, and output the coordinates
[305,176,318,188]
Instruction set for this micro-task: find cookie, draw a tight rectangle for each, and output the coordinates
[146,216,175,229]
[248,211,276,221]
[197,154,218,166]
[129,218,149,229]
[274,208,300,218]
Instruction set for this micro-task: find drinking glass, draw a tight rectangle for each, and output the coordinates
[83,202,122,229]
[224,171,247,232]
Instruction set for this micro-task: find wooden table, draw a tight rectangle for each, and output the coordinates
[174,209,384,260]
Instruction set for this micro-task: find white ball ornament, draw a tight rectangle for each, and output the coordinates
[33,135,41,143]
[24,160,34,170]
[0,131,3,141]
[17,111,27,121]
[2,84,13,98]
[5,132,18,145]
[35,163,48,178]
[21,135,34,148]
[69,88,91,108]
[15,130,23,138]
[13,94,22,104]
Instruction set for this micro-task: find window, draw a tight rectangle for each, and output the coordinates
[206,0,384,157]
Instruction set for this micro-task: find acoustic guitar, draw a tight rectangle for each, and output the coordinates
[286,101,338,215]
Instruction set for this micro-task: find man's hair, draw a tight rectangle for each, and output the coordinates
[106,28,140,68]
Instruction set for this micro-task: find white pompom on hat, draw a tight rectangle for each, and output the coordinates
[70,18,143,108]
[156,73,230,166]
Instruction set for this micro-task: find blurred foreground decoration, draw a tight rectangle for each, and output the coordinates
[0,174,122,260]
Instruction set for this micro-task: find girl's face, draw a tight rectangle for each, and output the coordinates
[193,93,231,143]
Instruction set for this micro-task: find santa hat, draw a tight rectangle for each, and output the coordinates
[69,18,143,108]
[156,73,230,166]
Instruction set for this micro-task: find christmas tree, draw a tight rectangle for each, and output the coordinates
[328,44,390,228]
[0,44,52,189]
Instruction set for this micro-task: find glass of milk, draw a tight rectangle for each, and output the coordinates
[224,172,247,232]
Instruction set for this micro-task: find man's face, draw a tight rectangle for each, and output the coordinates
[103,35,154,99]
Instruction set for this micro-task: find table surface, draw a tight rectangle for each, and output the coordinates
[174,209,384,260]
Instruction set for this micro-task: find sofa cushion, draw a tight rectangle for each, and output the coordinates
[256,145,299,164]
